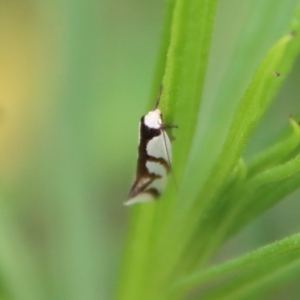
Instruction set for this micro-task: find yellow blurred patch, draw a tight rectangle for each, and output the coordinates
[0,3,37,182]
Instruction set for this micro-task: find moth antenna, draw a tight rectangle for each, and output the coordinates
[153,86,163,110]
[162,129,178,196]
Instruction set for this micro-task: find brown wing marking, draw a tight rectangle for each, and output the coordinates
[127,172,162,200]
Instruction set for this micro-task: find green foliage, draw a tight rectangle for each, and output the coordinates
[117,1,300,300]
[170,233,300,299]
[2,1,300,300]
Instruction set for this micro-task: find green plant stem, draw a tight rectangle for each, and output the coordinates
[146,0,218,297]
[168,233,300,299]
[247,118,300,176]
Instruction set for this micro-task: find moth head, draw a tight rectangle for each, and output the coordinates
[144,109,162,129]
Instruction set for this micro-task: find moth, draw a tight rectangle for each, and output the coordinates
[125,89,176,205]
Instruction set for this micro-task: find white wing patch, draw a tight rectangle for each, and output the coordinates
[147,176,167,194]
[124,193,154,206]
[146,131,171,162]
[146,161,167,177]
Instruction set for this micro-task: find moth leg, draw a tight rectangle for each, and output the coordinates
[162,124,178,141]
[162,124,178,129]
[169,135,177,141]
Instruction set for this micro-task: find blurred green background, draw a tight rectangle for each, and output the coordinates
[0,0,300,299]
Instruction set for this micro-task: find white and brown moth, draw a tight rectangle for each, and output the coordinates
[125,90,176,205]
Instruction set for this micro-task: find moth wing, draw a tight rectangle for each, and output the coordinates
[125,176,154,205]
[127,176,151,198]
[146,131,171,163]
[125,130,172,206]
[124,191,154,206]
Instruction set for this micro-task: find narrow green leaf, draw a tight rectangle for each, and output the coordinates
[118,2,300,300]
[116,1,177,298]
[177,32,299,271]
[199,149,300,261]
[191,118,300,263]
[205,113,300,256]
[249,151,300,187]
[181,0,300,209]
[172,2,300,273]
[169,233,300,299]
[201,252,300,300]
[116,205,157,300]
[148,0,218,293]
[247,118,300,177]
[226,167,300,241]
[117,0,218,299]
[193,32,294,215]
[161,0,217,183]
[149,0,177,101]
[196,115,300,260]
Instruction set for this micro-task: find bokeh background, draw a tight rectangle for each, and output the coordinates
[1,0,300,299]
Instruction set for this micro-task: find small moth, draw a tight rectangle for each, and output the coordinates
[125,89,176,205]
